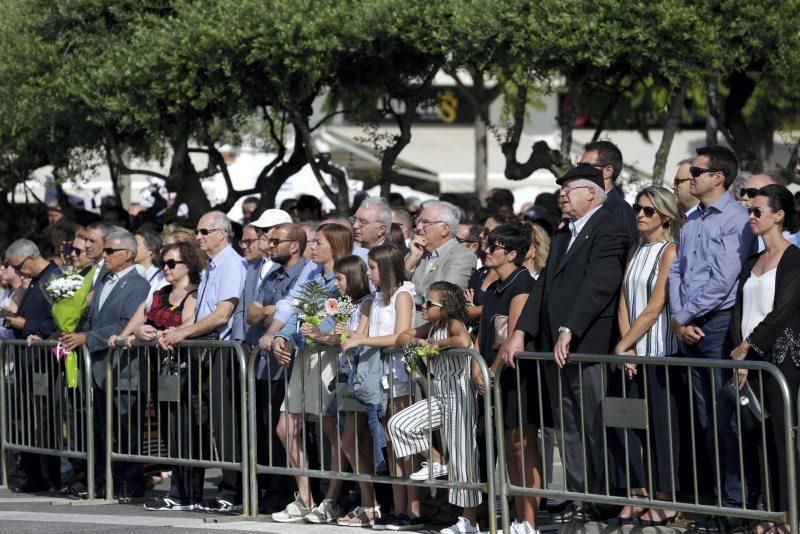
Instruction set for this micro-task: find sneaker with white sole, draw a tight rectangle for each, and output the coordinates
[520,520,539,534]
[271,493,312,523]
[143,496,198,511]
[303,498,341,523]
[440,516,480,533]
[409,461,448,481]
[197,496,243,514]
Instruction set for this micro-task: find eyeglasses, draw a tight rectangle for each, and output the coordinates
[422,298,442,308]
[7,256,29,272]
[238,239,257,248]
[739,187,760,199]
[487,241,508,253]
[632,204,657,217]
[71,247,84,256]
[747,207,769,219]
[162,259,186,269]
[560,185,593,195]
[102,247,127,256]
[688,166,721,178]
[350,216,383,227]
[195,227,222,236]
[673,177,691,186]
[269,238,296,247]
[416,220,444,230]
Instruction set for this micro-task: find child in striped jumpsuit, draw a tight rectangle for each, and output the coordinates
[388,281,482,534]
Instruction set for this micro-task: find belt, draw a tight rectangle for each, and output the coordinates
[694,307,733,324]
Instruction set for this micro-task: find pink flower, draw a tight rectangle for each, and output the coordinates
[324,298,339,316]
[52,343,68,360]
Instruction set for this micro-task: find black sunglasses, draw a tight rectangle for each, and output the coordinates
[238,239,258,248]
[422,298,442,308]
[268,238,296,247]
[195,227,221,236]
[486,241,508,253]
[739,187,760,199]
[747,207,769,219]
[673,177,691,186]
[689,166,720,178]
[102,247,127,255]
[632,204,657,217]
[162,259,186,269]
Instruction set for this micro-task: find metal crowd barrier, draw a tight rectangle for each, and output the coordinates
[494,352,798,534]
[247,343,497,532]
[0,340,95,498]
[106,339,249,514]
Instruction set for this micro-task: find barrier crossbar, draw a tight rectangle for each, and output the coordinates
[0,339,95,498]
[105,339,249,514]
[494,352,798,534]
[247,344,497,532]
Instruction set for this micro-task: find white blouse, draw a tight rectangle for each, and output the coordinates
[741,268,777,341]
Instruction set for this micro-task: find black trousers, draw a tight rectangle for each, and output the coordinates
[93,384,146,493]
[254,377,294,502]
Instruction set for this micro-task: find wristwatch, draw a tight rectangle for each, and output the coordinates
[558,326,571,334]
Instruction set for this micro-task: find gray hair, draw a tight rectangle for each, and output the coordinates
[209,211,233,242]
[571,179,607,202]
[677,158,695,167]
[425,201,460,237]
[86,221,117,241]
[6,239,41,261]
[105,230,138,259]
[359,196,392,228]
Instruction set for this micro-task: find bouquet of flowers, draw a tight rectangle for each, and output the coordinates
[292,278,331,347]
[324,296,357,341]
[401,340,440,377]
[45,268,94,388]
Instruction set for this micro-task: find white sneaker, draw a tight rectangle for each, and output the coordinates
[440,516,480,533]
[270,493,312,523]
[303,498,340,523]
[409,461,448,481]
[520,520,539,534]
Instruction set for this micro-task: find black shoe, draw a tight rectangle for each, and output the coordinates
[546,499,572,514]
[75,486,106,500]
[144,496,199,511]
[197,496,243,514]
[12,482,51,493]
[371,513,398,531]
[550,503,578,523]
[688,515,748,533]
[116,485,145,504]
[386,514,425,531]
[635,513,678,527]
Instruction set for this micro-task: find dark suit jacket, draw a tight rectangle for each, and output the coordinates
[15,262,61,339]
[605,187,638,246]
[83,268,150,388]
[518,204,630,354]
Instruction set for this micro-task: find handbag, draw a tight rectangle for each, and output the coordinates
[492,314,508,350]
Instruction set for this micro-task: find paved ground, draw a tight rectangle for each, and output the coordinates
[0,467,688,534]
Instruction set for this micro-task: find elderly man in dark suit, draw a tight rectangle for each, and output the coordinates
[61,229,150,502]
[506,165,630,522]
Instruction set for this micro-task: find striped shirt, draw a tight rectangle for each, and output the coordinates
[624,242,678,357]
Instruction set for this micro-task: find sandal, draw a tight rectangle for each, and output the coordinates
[753,521,786,534]
[336,505,381,526]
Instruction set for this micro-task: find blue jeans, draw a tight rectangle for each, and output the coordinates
[682,311,743,508]
[363,402,388,475]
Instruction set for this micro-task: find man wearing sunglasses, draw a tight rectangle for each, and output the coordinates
[579,140,638,245]
[673,158,700,219]
[4,239,63,493]
[667,145,754,533]
[60,229,151,502]
[156,211,247,513]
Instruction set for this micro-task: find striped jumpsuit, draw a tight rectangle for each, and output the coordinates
[387,325,481,507]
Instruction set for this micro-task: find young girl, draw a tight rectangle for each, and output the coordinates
[389,281,481,534]
[340,244,418,530]
[299,255,382,526]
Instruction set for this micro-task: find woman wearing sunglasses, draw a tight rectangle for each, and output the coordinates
[108,241,204,347]
[67,231,94,275]
[607,186,680,526]
[728,184,800,534]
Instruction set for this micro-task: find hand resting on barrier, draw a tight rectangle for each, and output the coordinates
[503,330,526,369]
[157,327,187,351]
[60,332,87,352]
[25,334,42,346]
[272,336,294,367]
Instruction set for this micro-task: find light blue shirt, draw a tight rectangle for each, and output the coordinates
[195,244,247,339]
[98,265,135,310]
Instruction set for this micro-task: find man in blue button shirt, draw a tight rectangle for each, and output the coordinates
[668,146,754,532]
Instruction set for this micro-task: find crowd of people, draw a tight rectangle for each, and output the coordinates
[2,140,800,534]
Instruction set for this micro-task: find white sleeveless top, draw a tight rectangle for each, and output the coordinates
[623,242,678,357]
[370,281,415,384]
[741,269,776,341]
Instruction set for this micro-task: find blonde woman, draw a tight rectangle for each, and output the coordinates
[521,222,550,278]
[607,186,680,526]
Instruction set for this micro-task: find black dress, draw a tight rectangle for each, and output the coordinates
[479,266,542,430]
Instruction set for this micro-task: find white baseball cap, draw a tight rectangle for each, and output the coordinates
[250,209,293,229]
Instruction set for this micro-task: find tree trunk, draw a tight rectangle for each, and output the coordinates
[652,80,688,185]
[723,71,760,171]
[167,133,211,224]
[380,99,415,199]
[705,76,719,145]
[256,129,307,211]
[473,75,489,202]
[559,78,580,158]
